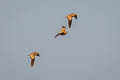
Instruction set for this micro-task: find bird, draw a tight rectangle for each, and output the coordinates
[65,13,77,28]
[55,26,68,38]
[28,51,40,67]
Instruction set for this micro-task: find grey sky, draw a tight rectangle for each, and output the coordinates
[0,0,120,80]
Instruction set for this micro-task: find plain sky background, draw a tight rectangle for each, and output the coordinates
[0,0,120,80]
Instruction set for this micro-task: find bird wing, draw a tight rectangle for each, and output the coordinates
[68,19,72,28]
[31,58,35,67]
[55,33,61,38]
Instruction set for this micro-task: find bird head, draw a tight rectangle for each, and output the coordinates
[62,26,66,28]
[37,53,40,57]
[33,51,40,57]
[35,52,40,57]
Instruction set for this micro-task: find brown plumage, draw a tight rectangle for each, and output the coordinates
[28,52,40,67]
[55,26,68,38]
[65,13,77,28]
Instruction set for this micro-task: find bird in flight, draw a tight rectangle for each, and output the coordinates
[55,26,68,38]
[65,13,77,28]
[28,51,40,67]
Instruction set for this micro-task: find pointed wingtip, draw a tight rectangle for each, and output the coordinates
[69,26,71,28]
[68,24,71,28]
[31,62,33,68]
[55,33,59,38]
[31,64,34,68]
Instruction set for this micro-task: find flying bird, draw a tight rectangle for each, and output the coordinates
[28,51,40,67]
[55,26,68,38]
[65,13,77,28]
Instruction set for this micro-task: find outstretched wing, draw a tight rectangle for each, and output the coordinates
[31,59,35,67]
[68,20,72,28]
[55,33,61,38]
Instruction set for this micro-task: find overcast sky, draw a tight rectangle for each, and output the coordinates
[0,0,120,80]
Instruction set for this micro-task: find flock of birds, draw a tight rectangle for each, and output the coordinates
[28,13,78,67]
